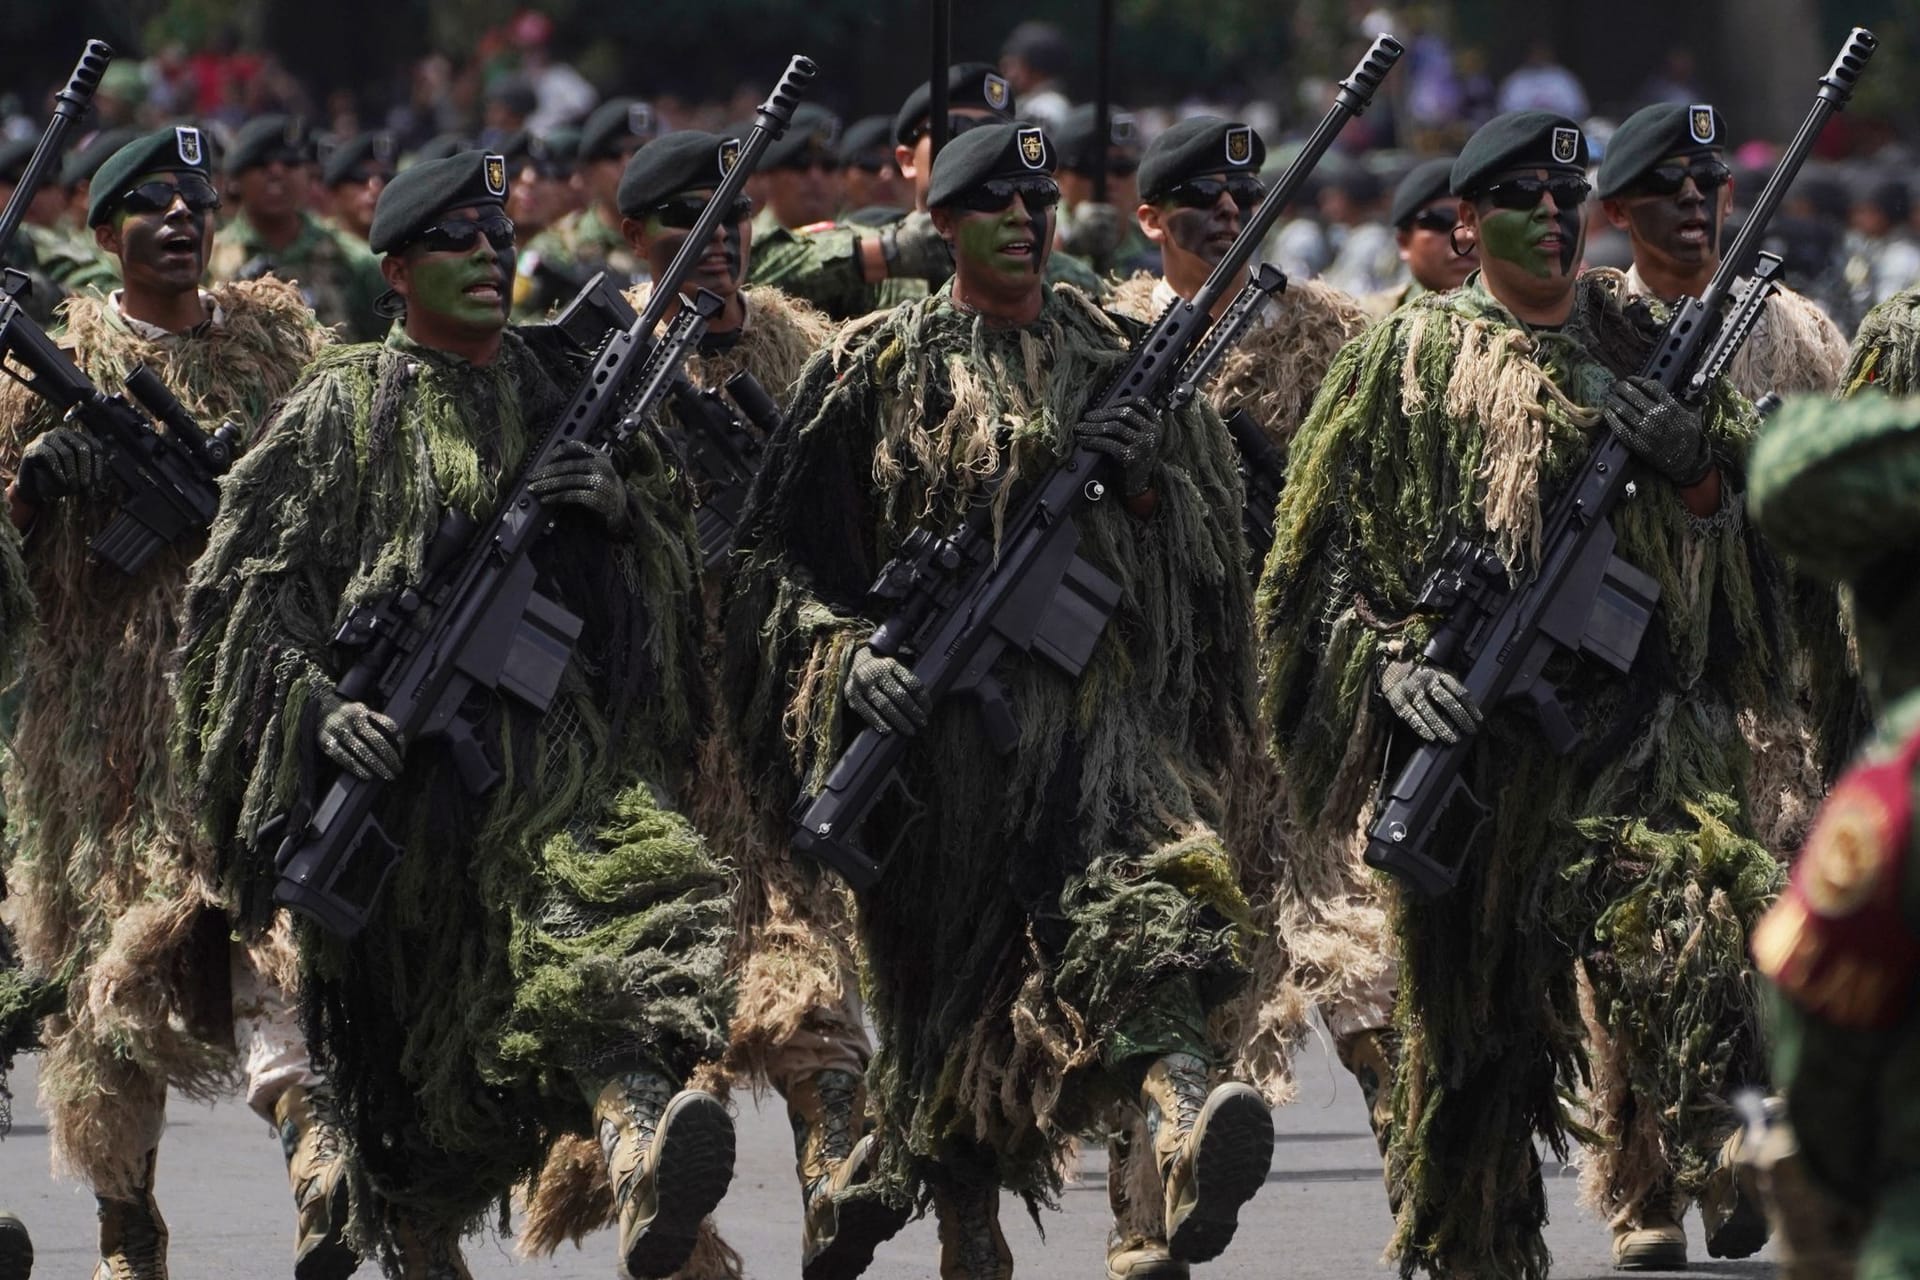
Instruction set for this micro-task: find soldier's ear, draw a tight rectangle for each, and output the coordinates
[93,221,121,257]
[1137,202,1165,245]
[620,215,648,256]
[929,207,956,244]
[379,253,410,297]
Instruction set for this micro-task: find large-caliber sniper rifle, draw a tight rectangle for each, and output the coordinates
[790,35,1404,890]
[0,41,243,576]
[266,55,818,939]
[1363,29,1877,898]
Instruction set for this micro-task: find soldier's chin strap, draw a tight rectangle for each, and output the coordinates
[373,289,406,319]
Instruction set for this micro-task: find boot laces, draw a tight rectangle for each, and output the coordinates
[1155,1056,1209,1135]
[614,1071,677,1150]
[813,1069,860,1166]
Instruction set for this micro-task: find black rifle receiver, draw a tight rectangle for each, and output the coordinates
[789,36,1404,889]
[1363,29,1877,897]
[266,55,818,939]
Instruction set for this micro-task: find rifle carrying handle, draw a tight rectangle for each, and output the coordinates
[1820,28,1878,104]
[60,41,115,114]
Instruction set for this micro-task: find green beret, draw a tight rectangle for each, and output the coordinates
[544,125,583,170]
[62,127,139,189]
[1054,104,1141,174]
[1452,110,1587,197]
[1390,156,1457,228]
[225,114,313,175]
[0,138,35,186]
[1749,392,1920,585]
[927,122,1055,209]
[368,150,510,255]
[763,105,841,171]
[1595,102,1728,199]
[1138,116,1264,204]
[496,128,552,174]
[838,115,895,167]
[580,98,657,162]
[321,130,398,187]
[408,134,476,167]
[893,62,1016,146]
[87,126,213,227]
[617,131,741,217]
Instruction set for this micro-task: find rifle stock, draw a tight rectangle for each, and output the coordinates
[1363,31,1875,897]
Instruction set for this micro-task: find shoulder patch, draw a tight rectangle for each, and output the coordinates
[1752,736,1920,1030]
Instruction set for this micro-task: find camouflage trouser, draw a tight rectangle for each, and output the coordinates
[763,987,871,1098]
[229,941,323,1123]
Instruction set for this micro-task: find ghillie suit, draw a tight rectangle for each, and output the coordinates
[0,280,325,1198]
[1106,269,1390,1107]
[1839,286,1920,399]
[520,284,863,1279]
[176,323,734,1268]
[1623,267,1850,405]
[1258,270,1796,1279]
[723,279,1257,1235]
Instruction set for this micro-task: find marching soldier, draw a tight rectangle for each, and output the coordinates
[523,97,657,292]
[727,121,1273,1280]
[755,105,845,233]
[1364,156,1477,316]
[1053,104,1156,278]
[177,151,739,1278]
[0,126,348,1280]
[319,130,398,245]
[837,115,908,225]
[207,114,388,341]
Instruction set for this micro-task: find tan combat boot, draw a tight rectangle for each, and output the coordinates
[1104,1128,1186,1280]
[273,1085,359,1280]
[93,1151,167,1280]
[391,1219,472,1279]
[1610,1191,1688,1272]
[594,1071,735,1278]
[0,1210,31,1280]
[1139,1053,1273,1265]
[931,1179,1011,1280]
[787,1068,908,1280]
[1699,1115,1770,1259]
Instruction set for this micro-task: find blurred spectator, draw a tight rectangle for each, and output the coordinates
[1322,167,1401,297]
[1455,47,1497,125]
[1001,22,1071,131]
[483,74,538,147]
[1844,178,1920,313]
[1497,40,1589,120]
[512,11,598,132]
[1404,26,1465,147]
[1639,48,1701,106]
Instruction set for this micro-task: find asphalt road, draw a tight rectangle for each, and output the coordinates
[0,1032,1774,1278]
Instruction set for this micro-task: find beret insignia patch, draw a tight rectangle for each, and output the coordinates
[484,153,508,198]
[983,73,1011,112]
[175,126,203,167]
[1690,104,1717,145]
[718,137,742,177]
[1551,127,1580,165]
[1111,112,1139,146]
[1018,126,1046,169]
[629,103,655,139]
[1225,125,1254,167]
[373,133,397,164]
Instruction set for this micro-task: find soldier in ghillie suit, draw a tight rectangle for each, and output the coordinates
[517,130,889,1280]
[0,127,347,1280]
[1257,112,1795,1277]
[747,64,1104,321]
[1362,157,1478,318]
[1747,392,1920,1279]
[175,151,737,1278]
[1105,114,1388,1280]
[0,524,39,1280]
[1842,285,1920,397]
[1598,103,1850,402]
[207,115,389,343]
[725,122,1274,1280]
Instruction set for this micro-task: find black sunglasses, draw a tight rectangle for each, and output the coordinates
[1164,176,1265,213]
[411,214,516,254]
[947,177,1061,214]
[1633,158,1733,197]
[119,175,222,216]
[649,194,754,230]
[1410,207,1458,233]
[1481,175,1591,211]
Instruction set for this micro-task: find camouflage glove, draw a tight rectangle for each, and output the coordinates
[316,690,404,782]
[1603,375,1712,487]
[879,210,953,282]
[528,440,629,533]
[1074,402,1163,497]
[843,646,930,737]
[1381,659,1482,744]
[1060,202,1124,263]
[15,426,106,506]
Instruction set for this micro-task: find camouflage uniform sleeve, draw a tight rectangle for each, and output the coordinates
[745,224,878,321]
[1046,247,1109,300]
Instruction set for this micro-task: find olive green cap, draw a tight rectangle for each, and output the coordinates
[1452,110,1587,197]
[87,125,212,226]
[368,150,509,254]
[1749,392,1920,583]
[1595,102,1727,199]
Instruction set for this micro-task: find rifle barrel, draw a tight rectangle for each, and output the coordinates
[0,40,113,261]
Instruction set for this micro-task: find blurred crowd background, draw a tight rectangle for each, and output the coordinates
[0,0,1914,329]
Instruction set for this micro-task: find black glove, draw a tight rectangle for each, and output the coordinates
[879,210,953,282]
[1382,659,1482,744]
[528,440,629,532]
[1603,375,1712,487]
[1074,403,1164,497]
[15,426,107,506]
[317,691,405,782]
[843,646,931,737]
